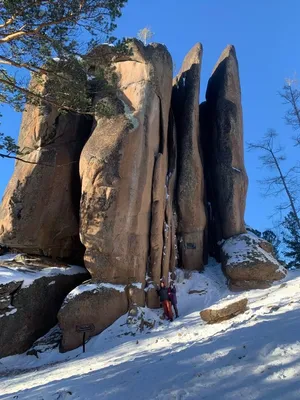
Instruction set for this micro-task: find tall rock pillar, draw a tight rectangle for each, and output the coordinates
[172,43,206,270]
[203,45,248,240]
[79,40,173,286]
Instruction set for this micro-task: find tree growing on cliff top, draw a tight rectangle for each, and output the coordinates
[137,27,154,46]
[0,0,127,160]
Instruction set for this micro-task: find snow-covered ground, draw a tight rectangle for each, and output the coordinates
[1,259,300,400]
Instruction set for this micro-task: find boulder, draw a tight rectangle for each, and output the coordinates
[58,282,128,352]
[0,255,88,358]
[145,284,160,309]
[200,298,248,323]
[172,43,206,270]
[221,232,287,289]
[80,40,173,284]
[204,45,248,240]
[0,75,91,262]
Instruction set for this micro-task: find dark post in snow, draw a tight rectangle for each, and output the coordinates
[76,324,95,353]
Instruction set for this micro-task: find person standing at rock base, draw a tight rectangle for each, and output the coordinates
[168,282,179,318]
[157,281,173,321]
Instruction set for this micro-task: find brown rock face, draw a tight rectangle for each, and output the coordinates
[58,283,128,352]
[0,77,91,261]
[80,40,173,284]
[145,285,160,309]
[204,45,248,240]
[172,43,206,270]
[200,298,248,324]
[0,258,88,358]
[221,233,287,289]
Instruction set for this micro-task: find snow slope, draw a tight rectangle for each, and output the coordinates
[1,259,300,400]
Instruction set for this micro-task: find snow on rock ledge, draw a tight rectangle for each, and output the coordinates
[0,254,89,358]
[58,281,128,352]
[221,233,287,291]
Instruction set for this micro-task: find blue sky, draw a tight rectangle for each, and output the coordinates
[1,0,299,233]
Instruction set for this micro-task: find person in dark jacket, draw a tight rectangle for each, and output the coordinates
[157,281,173,321]
[168,281,179,318]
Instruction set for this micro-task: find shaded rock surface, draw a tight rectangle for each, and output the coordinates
[0,256,88,358]
[221,233,287,289]
[172,43,206,271]
[80,39,173,285]
[58,282,128,352]
[200,298,248,323]
[0,77,91,262]
[203,45,248,241]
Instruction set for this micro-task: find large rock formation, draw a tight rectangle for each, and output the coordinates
[221,232,287,290]
[0,76,91,262]
[172,43,206,271]
[0,255,88,358]
[0,40,285,354]
[79,40,173,285]
[202,45,248,241]
[58,282,128,352]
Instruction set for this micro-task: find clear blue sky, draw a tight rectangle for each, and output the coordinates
[1,0,299,233]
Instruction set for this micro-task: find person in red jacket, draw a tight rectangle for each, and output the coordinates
[157,281,173,321]
[168,281,179,318]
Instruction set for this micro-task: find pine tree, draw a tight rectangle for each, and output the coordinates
[0,0,127,161]
[283,212,300,268]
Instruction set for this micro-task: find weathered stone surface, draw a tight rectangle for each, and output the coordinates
[145,285,160,309]
[162,110,178,280]
[80,40,173,284]
[0,76,91,262]
[127,283,145,307]
[257,238,274,255]
[204,45,248,240]
[199,101,222,262]
[221,233,287,288]
[58,283,128,352]
[172,43,206,270]
[0,259,88,358]
[0,279,22,296]
[0,294,11,310]
[229,280,272,292]
[149,154,167,283]
[200,298,248,323]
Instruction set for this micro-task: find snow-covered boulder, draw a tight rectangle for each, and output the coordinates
[221,233,287,290]
[200,298,248,323]
[0,254,88,358]
[58,281,128,352]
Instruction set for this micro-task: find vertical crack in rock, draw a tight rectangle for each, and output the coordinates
[161,109,177,280]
